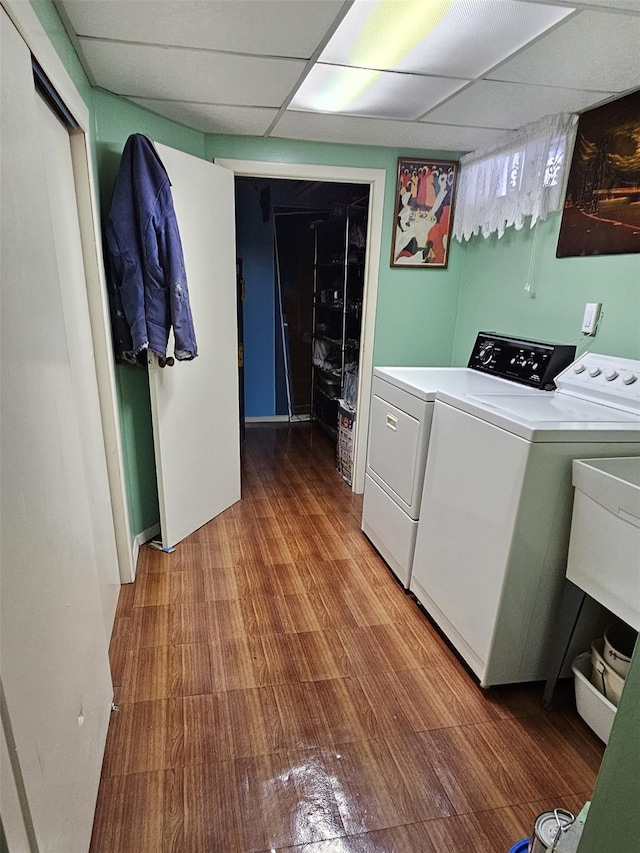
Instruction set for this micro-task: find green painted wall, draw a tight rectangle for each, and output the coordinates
[205,136,463,368]
[30,0,93,105]
[452,212,640,364]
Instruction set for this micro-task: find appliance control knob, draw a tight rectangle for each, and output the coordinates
[605,369,619,381]
[589,367,602,377]
[622,373,638,385]
[478,342,495,365]
[573,363,586,374]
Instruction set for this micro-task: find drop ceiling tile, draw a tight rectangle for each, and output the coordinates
[60,0,345,58]
[424,80,616,130]
[531,0,640,10]
[487,9,640,92]
[272,111,505,152]
[290,65,468,120]
[320,0,572,78]
[127,98,279,135]
[78,38,305,106]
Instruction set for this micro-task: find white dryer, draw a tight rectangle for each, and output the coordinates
[362,333,576,587]
[409,351,640,687]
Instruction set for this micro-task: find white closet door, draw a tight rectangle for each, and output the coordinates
[149,144,241,549]
[1,8,112,851]
[38,92,120,640]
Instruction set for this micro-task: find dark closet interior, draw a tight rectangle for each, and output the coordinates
[235,178,370,451]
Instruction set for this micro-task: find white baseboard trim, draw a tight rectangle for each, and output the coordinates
[245,415,312,424]
[131,523,161,579]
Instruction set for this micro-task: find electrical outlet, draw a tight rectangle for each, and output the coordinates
[581,302,601,335]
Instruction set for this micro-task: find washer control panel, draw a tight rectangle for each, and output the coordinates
[555,352,640,413]
[468,332,576,390]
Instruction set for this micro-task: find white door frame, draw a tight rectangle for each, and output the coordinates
[2,0,134,584]
[216,158,385,494]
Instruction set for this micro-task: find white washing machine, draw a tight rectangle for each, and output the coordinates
[409,351,640,687]
[362,333,576,587]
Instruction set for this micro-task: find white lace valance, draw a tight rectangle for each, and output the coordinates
[453,113,578,242]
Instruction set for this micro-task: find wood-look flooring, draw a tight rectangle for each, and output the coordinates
[91,423,603,852]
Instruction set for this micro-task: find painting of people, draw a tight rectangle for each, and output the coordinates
[557,90,640,257]
[390,157,458,268]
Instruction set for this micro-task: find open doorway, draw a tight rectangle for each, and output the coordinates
[216,159,386,494]
[235,177,370,439]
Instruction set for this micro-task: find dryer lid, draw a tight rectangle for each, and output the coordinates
[436,390,640,442]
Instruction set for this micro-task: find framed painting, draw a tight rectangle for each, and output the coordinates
[390,157,458,268]
[557,89,640,258]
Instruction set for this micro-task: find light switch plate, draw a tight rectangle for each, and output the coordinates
[581,302,601,335]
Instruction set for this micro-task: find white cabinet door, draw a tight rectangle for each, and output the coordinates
[149,145,241,549]
[1,8,113,850]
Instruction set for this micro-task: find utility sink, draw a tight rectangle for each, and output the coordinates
[567,457,640,630]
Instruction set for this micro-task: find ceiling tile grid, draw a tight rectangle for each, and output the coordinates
[57,0,640,153]
[422,79,618,130]
[78,38,307,106]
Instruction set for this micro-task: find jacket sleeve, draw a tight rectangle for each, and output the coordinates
[106,205,149,361]
[153,193,198,361]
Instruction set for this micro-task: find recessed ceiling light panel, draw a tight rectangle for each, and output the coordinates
[289,63,468,119]
[319,0,574,79]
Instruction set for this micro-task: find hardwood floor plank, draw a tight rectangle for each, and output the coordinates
[273,825,435,852]
[89,774,126,852]
[121,580,147,617]
[367,622,433,670]
[379,734,455,820]
[108,632,130,691]
[314,586,360,630]
[183,760,243,852]
[417,724,527,814]
[206,598,246,641]
[321,738,444,835]
[238,557,278,597]
[133,571,171,608]
[203,565,241,601]
[258,632,302,686]
[272,681,330,750]
[241,592,286,636]
[170,601,210,645]
[170,569,207,604]
[105,699,184,777]
[191,538,243,570]
[210,631,266,691]
[474,714,601,799]
[183,693,233,765]
[392,666,500,731]
[276,592,333,634]
[235,749,346,852]
[336,626,399,676]
[178,642,214,696]
[120,769,184,853]
[227,686,283,759]
[94,424,604,853]
[354,672,419,740]
[136,605,172,648]
[269,560,315,596]
[122,646,172,702]
[291,630,351,683]
[313,678,379,745]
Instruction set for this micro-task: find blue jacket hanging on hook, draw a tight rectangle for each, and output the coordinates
[106,134,198,364]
